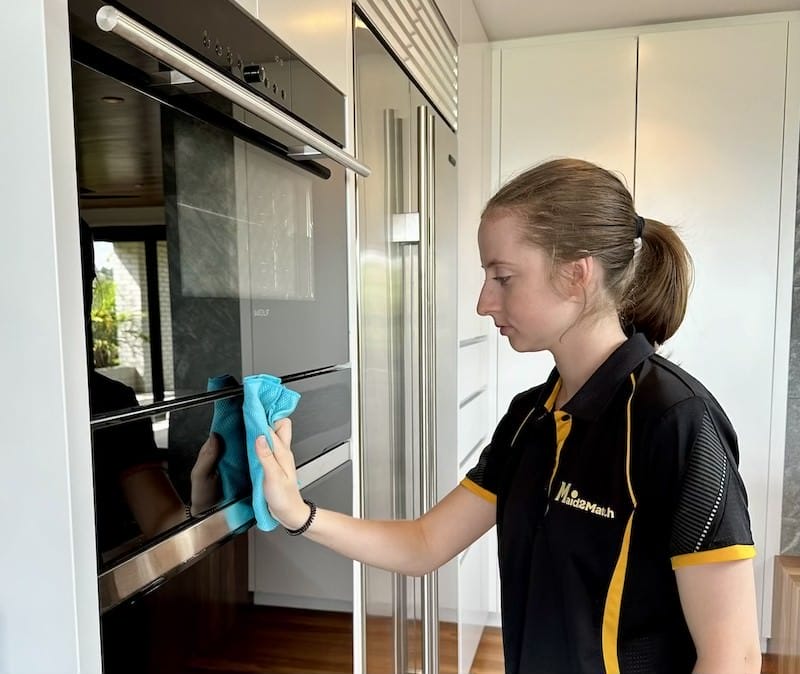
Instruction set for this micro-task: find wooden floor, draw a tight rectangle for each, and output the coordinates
[186,605,778,674]
[186,606,353,674]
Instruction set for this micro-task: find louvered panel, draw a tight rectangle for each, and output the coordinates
[405,48,455,124]
[357,0,458,129]
[384,1,416,42]
[407,13,455,94]
[397,0,452,80]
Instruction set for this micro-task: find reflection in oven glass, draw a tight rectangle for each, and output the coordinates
[89,376,249,570]
[85,226,246,568]
[173,115,316,302]
[90,377,203,567]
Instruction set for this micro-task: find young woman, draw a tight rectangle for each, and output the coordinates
[256,158,762,674]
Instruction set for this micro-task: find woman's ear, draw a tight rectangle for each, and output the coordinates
[560,257,594,299]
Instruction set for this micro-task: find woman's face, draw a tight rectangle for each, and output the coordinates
[477,212,581,353]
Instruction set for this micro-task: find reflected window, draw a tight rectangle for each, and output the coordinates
[90,227,171,405]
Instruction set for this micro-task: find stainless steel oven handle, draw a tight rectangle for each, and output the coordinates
[96,6,371,177]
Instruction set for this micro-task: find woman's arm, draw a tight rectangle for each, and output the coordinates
[675,559,761,674]
[256,419,496,576]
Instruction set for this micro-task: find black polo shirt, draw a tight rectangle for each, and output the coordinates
[462,333,755,674]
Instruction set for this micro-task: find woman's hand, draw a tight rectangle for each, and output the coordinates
[256,418,496,573]
[254,418,309,530]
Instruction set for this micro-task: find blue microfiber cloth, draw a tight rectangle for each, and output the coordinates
[207,375,249,502]
[242,373,301,531]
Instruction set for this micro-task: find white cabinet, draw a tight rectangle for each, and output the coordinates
[635,20,791,637]
[3,2,102,673]
[232,0,258,17]
[233,0,352,97]
[495,35,638,416]
[493,15,800,640]
[455,20,494,670]
[498,36,637,184]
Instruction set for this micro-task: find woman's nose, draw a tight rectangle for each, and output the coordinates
[476,282,493,316]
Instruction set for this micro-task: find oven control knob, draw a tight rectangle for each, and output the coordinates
[243,64,265,84]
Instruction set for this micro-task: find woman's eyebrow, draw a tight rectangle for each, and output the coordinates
[482,258,516,269]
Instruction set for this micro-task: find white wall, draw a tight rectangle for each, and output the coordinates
[0,1,101,672]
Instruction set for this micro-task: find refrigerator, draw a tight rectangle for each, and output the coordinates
[354,11,460,674]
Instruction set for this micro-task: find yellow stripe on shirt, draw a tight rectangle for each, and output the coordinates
[601,374,639,674]
[671,544,756,569]
[460,478,497,504]
[602,512,635,674]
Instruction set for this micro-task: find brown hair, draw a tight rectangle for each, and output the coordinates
[482,158,693,346]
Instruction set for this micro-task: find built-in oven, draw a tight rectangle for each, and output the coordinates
[66,0,367,664]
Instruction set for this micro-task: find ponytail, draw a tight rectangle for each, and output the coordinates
[621,218,693,346]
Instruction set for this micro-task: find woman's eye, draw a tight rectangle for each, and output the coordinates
[494,275,511,286]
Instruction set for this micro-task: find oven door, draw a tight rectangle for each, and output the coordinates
[68,0,363,610]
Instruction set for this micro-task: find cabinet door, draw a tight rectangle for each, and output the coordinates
[635,20,789,630]
[496,36,638,415]
[257,0,351,95]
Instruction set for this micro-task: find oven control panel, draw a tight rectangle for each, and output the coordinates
[97,0,345,146]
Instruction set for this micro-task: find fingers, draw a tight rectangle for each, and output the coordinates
[255,434,277,471]
[269,419,297,480]
[254,428,303,527]
[254,421,296,484]
[274,417,293,447]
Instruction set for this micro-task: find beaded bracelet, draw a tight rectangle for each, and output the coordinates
[285,499,316,536]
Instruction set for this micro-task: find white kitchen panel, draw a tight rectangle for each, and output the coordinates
[458,390,490,465]
[458,436,486,481]
[458,41,493,341]
[498,35,637,184]
[258,0,352,96]
[496,34,638,423]
[458,338,490,402]
[232,0,258,17]
[635,19,789,635]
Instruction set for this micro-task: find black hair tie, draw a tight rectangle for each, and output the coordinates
[634,215,645,239]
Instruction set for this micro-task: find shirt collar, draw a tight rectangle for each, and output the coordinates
[540,333,654,422]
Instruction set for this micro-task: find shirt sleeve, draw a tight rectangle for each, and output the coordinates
[666,400,755,569]
[461,443,497,504]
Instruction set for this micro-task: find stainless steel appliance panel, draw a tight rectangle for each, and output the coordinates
[284,368,352,467]
[355,11,459,674]
[68,0,357,624]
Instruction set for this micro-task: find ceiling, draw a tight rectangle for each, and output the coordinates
[471,0,800,41]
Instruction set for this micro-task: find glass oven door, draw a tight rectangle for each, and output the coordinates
[68,0,365,611]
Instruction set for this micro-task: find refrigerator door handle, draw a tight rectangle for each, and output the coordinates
[384,109,410,674]
[417,104,439,674]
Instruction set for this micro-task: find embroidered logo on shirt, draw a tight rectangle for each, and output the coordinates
[554,481,616,519]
